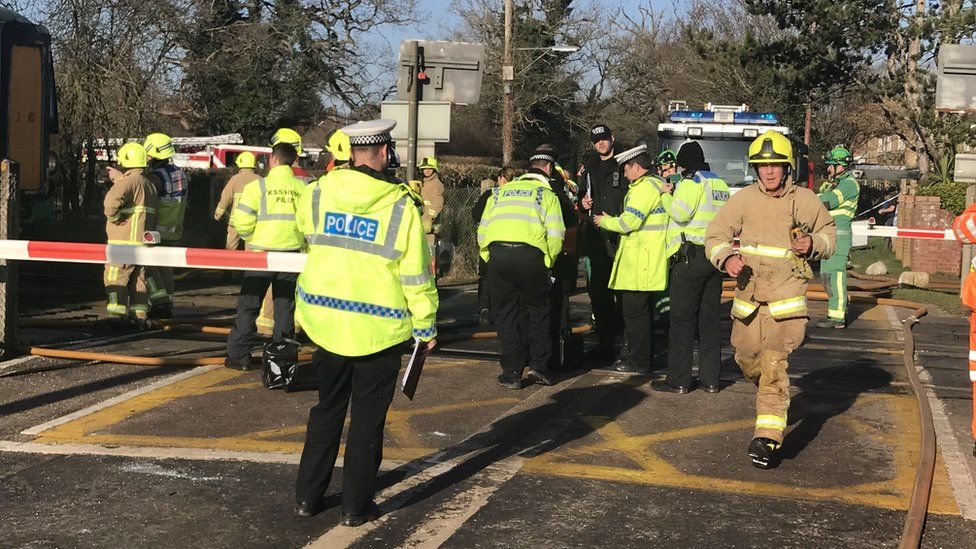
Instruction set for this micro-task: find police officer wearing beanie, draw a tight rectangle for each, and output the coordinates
[653,141,730,393]
[578,124,626,359]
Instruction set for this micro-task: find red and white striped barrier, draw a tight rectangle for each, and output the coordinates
[0,226,961,275]
[0,240,307,273]
[851,224,957,242]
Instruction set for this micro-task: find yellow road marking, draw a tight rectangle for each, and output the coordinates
[25,362,961,515]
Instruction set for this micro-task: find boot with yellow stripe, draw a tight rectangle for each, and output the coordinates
[748,437,781,469]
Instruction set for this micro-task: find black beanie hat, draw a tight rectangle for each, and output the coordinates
[676,141,706,173]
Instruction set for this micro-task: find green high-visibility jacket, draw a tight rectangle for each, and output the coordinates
[230,165,305,251]
[817,173,860,230]
[599,173,669,291]
[477,173,566,268]
[661,170,730,257]
[295,165,438,356]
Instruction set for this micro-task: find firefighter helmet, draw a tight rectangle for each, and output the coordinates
[657,149,677,165]
[418,157,439,171]
[748,130,794,166]
[235,151,257,169]
[824,146,854,167]
[271,127,302,155]
[326,130,351,163]
[118,142,148,169]
[143,133,175,160]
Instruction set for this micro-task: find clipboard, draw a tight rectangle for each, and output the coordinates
[401,338,431,400]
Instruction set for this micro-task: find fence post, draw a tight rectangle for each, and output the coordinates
[0,160,19,357]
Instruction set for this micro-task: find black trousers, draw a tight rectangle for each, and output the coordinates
[666,247,723,387]
[583,224,620,341]
[295,344,405,514]
[486,244,551,376]
[549,252,577,370]
[620,290,654,369]
[477,258,490,312]
[226,271,297,366]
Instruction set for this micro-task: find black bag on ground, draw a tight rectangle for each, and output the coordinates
[262,339,315,392]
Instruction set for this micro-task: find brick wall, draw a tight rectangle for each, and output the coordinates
[895,195,961,275]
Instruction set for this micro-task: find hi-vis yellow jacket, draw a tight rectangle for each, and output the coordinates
[598,173,668,291]
[230,165,305,252]
[295,165,438,356]
[662,170,730,257]
[705,176,836,320]
[477,173,565,268]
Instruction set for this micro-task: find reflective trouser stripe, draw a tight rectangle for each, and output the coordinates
[827,271,847,321]
[756,414,787,432]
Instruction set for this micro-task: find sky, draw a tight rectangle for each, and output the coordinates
[370,0,679,70]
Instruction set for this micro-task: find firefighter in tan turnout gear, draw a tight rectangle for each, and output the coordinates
[103,142,160,330]
[705,130,835,469]
[214,151,261,251]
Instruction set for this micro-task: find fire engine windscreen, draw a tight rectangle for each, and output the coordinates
[659,137,753,187]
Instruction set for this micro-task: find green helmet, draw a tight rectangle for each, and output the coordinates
[657,149,677,165]
[824,146,854,167]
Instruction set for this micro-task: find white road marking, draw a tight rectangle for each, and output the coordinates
[305,374,618,548]
[20,365,220,435]
[885,305,976,520]
[0,439,408,470]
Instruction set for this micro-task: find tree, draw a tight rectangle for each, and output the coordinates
[179,0,420,141]
[736,0,976,173]
[449,0,594,163]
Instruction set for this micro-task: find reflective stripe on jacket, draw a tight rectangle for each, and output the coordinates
[599,173,668,291]
[215,169,259,220]
[230,165,305,251]
[705,177,836,320]
[477,173,566,268]
[296,166,438,356]
[104,169,158,246]
[817,173,860,229]
[151,164,187,242]
[662,170,730,257]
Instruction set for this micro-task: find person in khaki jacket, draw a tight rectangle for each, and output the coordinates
[215,151,261,250]
[705,130,835,469]
[103,142,160,330]
[418,156,445,247]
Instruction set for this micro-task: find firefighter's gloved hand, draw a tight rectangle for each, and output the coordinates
[736,265,753,291]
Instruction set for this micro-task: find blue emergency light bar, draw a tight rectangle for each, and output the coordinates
[669,111,779,125]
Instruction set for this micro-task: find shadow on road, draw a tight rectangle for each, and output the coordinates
[780,364,893,461]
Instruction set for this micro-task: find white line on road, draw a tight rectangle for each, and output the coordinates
[305,374,618,549]
[20,365,219,435]
[0,440,409,470]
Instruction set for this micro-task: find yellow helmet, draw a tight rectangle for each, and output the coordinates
[326,130,351,163]
[235,151,257,169]
[418,157,439,171]
[143,133,175,160]
[271,127,302,155]
[117,142,148,169]
[748,130,794,166]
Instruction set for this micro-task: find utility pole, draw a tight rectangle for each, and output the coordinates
[406,40,421,182]
[501,0,514,166]
[804,103,812,145]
